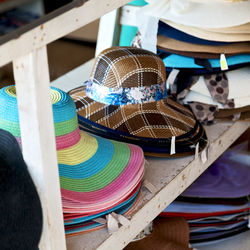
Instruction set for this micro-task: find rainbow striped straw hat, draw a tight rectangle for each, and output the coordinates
[0,86,145,219]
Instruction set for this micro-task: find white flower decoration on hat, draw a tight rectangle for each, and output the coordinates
[130,88,145,101]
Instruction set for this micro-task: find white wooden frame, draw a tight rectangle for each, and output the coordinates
[8,1,131,249]
[0,0,131,67]
[0,0,249,249]
[13,46,66,250]
[95,9,121,56]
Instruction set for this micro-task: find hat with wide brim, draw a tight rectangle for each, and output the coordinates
[69,47,195,139]
[157,21,230,46]
[189,223,249,244]
[61,144,144,212]
[158,46,237,60]
[157,35,250,58]
[65,189,141,236]
[180,142,250,199]
[160,52,250,70]
[161,201,250,218]
[141,0,250,29]
[0,85,145,214]
[74,112,207,157]
[161,20,250,42]
[68,46,207,157]
[63,184,140,222]
[69,86,207,157]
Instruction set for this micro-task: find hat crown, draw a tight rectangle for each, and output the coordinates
[90,47,166,89]
[0,86,79,150]
[0,85,77,125]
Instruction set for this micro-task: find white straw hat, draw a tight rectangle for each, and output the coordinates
[142,0,250,29]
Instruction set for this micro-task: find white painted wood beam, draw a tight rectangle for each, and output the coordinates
[95,9,121,56]
[13,46,66,250]
[0,0,131,67]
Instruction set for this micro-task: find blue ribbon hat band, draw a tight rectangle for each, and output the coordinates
[86,80,167,105]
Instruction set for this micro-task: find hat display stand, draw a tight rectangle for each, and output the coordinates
[0,0,249,249]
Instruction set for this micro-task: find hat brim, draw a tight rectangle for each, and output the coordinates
[64,188,141,237]
[69,86,207,156]
[76,117,207,157]
[63,184,140,220]
[70,85,197,139]
[162,19,250,42]
[59,137,142,192]
[61,142,144,212]
[157,35,250,56]
[141,0,250,29]
[180,143,250,199]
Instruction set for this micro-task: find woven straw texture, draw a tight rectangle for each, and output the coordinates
[90,47,166,89]
[70,86,196,138]
[68,47,200,140]
[0,86,78,138]
[68,47,207,157]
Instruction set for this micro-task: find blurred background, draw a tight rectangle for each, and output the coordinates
[0,0,98,84]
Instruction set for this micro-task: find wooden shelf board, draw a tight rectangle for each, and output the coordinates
[66,121,250,250]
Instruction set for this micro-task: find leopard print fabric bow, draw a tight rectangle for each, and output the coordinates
[178,73,239,124]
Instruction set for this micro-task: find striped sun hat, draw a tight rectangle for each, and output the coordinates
[0,85,145,233]
[69,47,207,157]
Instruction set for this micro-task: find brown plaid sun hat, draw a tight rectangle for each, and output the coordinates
[69,47,207,157]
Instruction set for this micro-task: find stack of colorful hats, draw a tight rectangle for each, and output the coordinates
[138,0,250,124]
[160,142,250,245]
[69,46,207,157]
[0,85,145,236]
[177,67,250,123]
